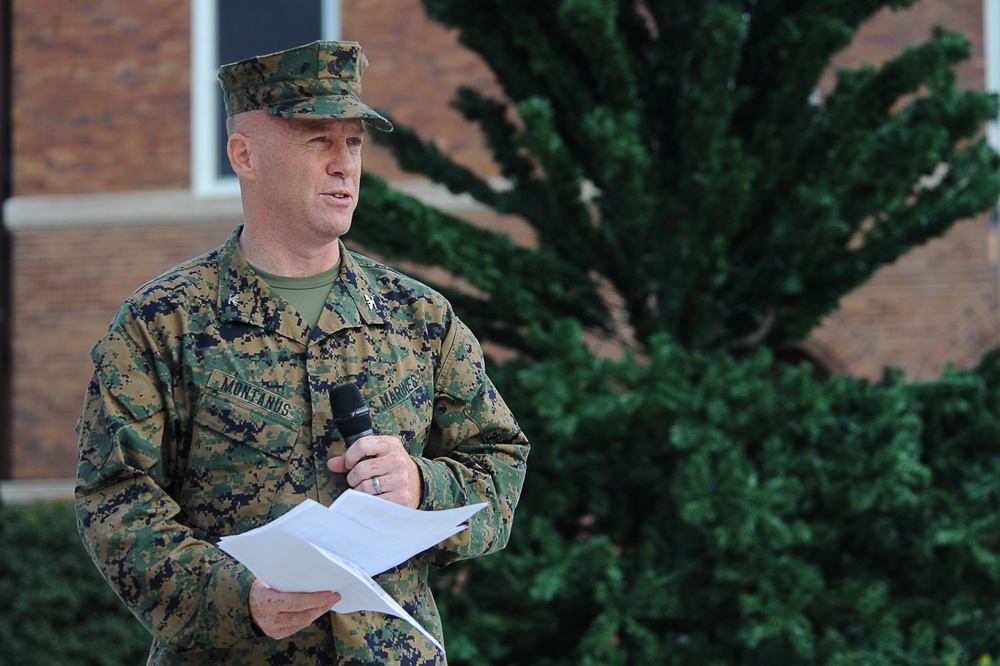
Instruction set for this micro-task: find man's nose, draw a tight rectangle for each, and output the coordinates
[327,147,356,177]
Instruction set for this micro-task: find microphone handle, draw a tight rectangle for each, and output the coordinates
[344,427,375,447]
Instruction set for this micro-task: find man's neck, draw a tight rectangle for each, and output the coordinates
[238,225,342,278]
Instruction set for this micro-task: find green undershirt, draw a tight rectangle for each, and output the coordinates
[250,261,341,330]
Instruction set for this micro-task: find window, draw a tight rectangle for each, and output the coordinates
[191,0,341,196]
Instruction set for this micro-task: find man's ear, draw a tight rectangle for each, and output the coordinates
[227,133,256,182]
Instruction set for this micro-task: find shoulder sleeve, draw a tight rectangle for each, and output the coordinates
[75,303,257,653]
[413,309,530,566]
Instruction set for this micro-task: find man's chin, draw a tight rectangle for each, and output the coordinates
[314,217,353,244]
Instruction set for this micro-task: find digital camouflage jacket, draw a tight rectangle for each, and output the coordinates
[75,226,529,665]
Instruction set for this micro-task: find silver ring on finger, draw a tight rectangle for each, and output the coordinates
[372,475,383,495]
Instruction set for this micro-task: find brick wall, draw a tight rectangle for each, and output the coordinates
[5,0,998,480]
[10,219,237,478]
[12,0,191,195]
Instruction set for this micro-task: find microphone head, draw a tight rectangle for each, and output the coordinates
[331,382,366,417]
[330,383,373,444]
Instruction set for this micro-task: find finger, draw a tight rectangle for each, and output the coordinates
[352,457,406,490]
[251,582,335,612]
[327,455,347,474]
[330,439,390,475]
[252,590,341,639]
[269,609,325,640]
[280,596,340,621]
[279,590,341,612]
[348,451,402,489]
[338,436,407,488]
[345,435,384,466]
[278,593,340,629]
[255,587,339,614]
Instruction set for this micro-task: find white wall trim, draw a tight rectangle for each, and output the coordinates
[0,479,75,504]
[3,190,244,231]
[3,179,502,231]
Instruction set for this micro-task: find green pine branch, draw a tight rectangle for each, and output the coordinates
[365,0,1000,357]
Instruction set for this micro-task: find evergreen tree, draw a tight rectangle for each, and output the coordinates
[348,1,1000,663]
[353,0,1000,356]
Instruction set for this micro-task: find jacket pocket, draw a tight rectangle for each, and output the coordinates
[181,381,302,535]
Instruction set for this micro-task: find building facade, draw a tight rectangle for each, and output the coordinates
[1,0,997,485]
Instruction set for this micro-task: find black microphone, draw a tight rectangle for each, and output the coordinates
[330,383,374,447]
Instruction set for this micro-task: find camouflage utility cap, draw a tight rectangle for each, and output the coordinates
[218,40,392,131]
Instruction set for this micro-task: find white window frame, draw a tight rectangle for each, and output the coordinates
[190,0,341,197]
[987,1,1000,333]
[986,0,1000,152]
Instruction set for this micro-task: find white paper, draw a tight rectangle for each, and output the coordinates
[218,490,487,652]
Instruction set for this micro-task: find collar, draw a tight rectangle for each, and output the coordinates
[216,226,385,341]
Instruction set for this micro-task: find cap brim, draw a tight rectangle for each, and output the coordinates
[265,96,393,132]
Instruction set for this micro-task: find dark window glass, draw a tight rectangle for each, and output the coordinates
[216,0,324,178]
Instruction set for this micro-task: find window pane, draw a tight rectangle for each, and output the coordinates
[216,0,324,178]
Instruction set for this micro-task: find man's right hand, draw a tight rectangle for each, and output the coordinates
[249,578,341,640]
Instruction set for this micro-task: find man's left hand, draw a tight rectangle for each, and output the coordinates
[327,435,422,508]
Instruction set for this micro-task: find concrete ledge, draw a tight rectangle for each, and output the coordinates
[3,189,245,231]
[0,479,75,504]
[3,179,500,232]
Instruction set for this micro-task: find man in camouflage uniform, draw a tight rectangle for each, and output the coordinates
[75,40,529,665]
